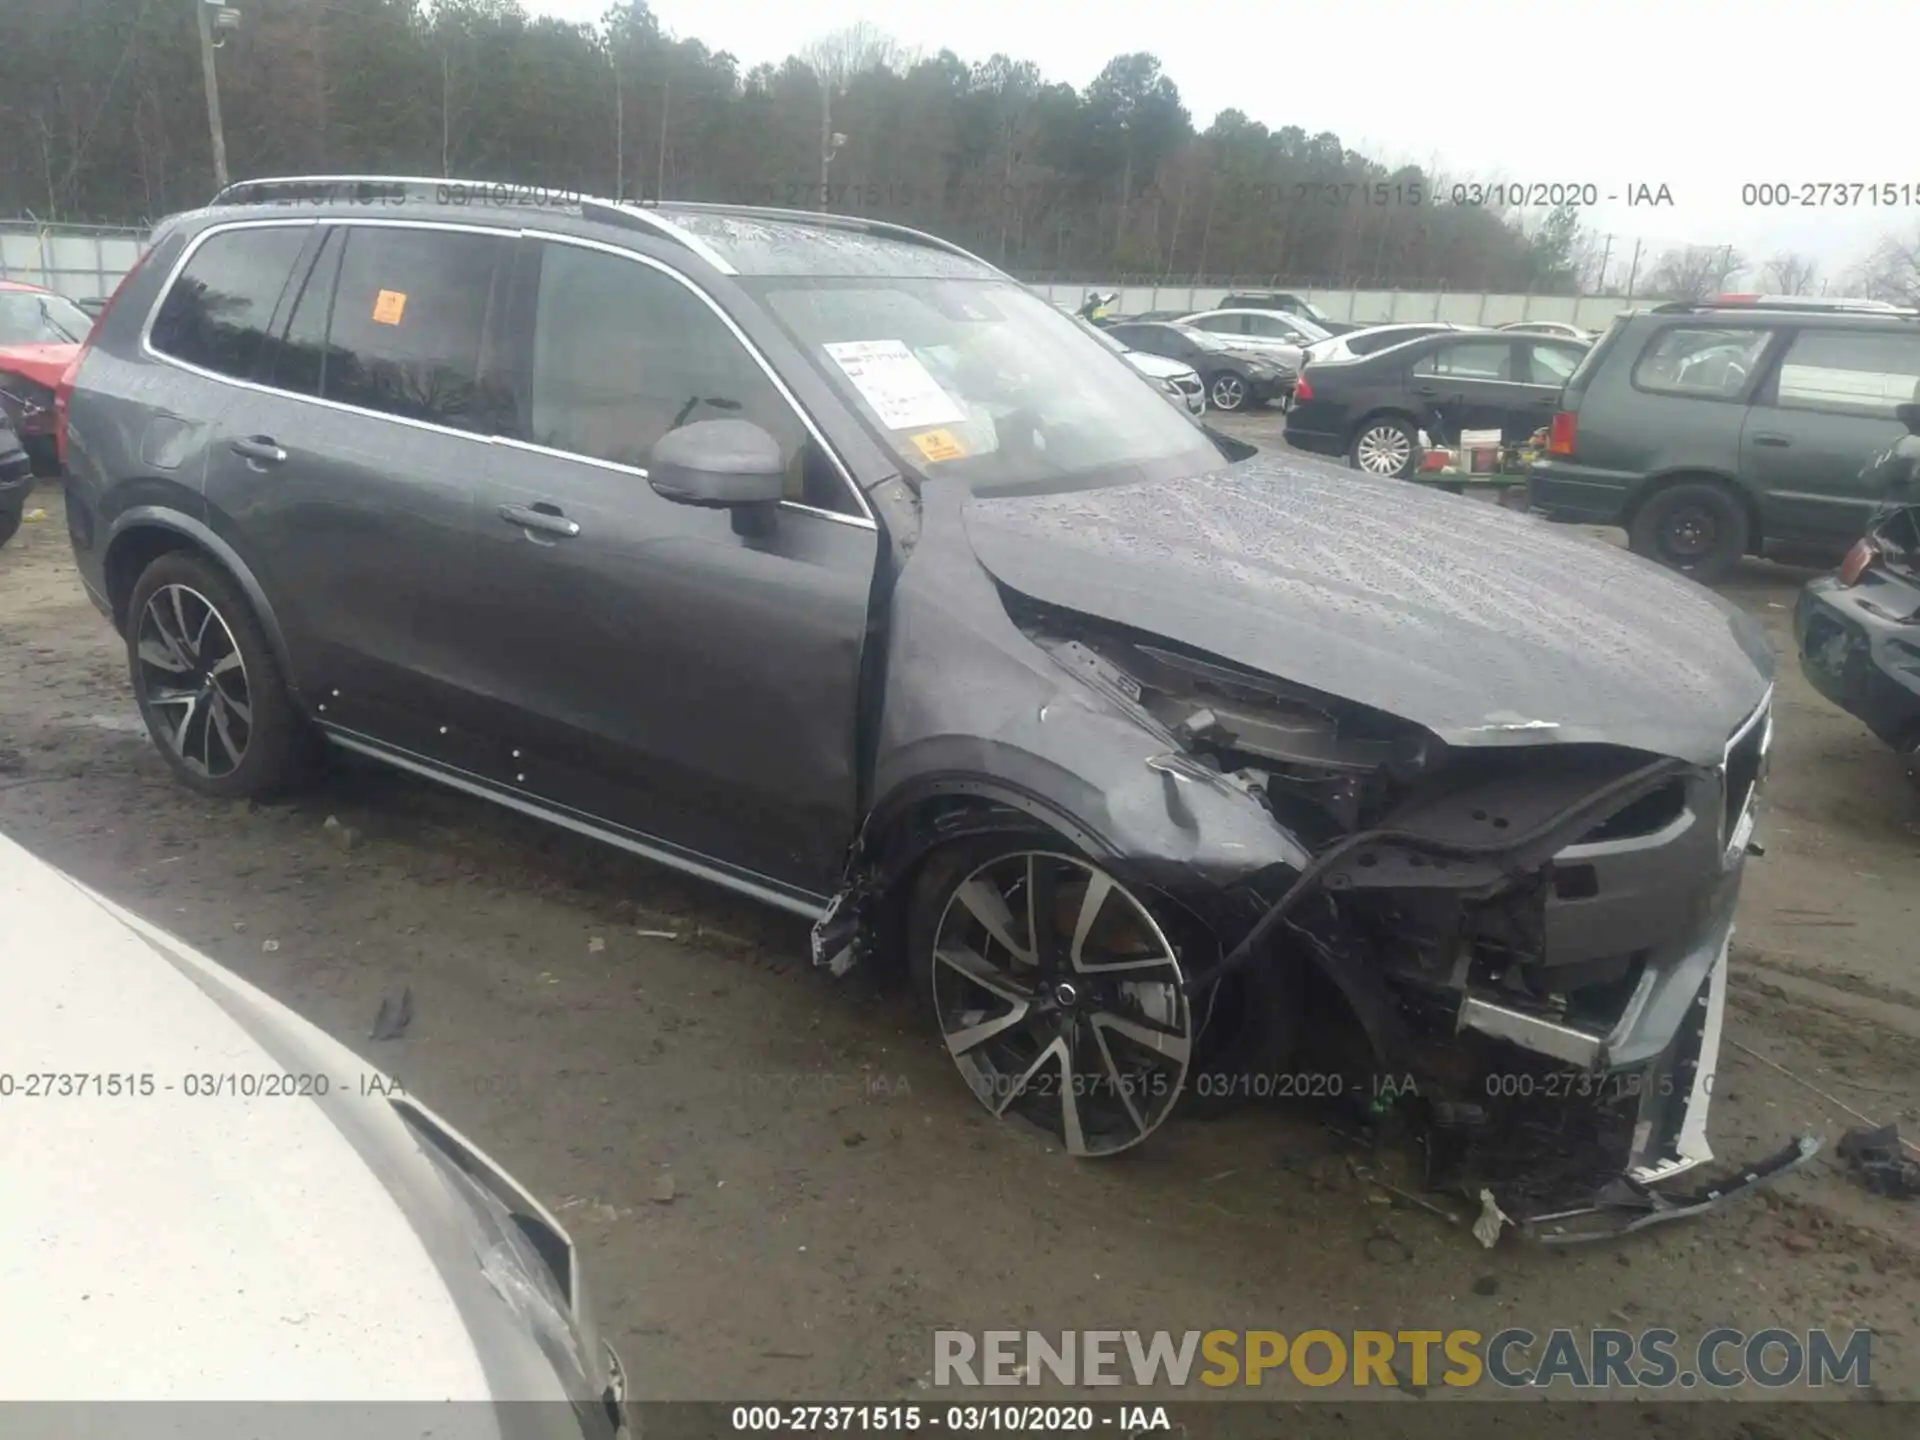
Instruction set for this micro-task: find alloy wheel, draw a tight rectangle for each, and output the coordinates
[929,851,1193,1156]
[1355,424,1412,475]
[135,583,253,779]
[1210,375,1247,411]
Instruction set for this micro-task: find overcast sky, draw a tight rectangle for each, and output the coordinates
[528,0,1910,283]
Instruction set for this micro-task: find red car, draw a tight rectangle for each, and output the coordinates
[0,278,94,474]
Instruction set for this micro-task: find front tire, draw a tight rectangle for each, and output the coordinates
[1627,479,1749,584]
[1349,415,1419,478]
[126,551,317,798]
[907,837,1196,1157]
[1208,372,1249,412]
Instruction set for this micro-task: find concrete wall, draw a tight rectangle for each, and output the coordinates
[1033,282,1645,331]
[2,219,1648,327]
[1,225,149,300]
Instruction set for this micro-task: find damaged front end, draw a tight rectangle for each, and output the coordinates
[827,473,1814,1235]
[1014,601,1817,1231]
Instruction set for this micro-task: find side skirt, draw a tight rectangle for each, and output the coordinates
[320,726,831,921]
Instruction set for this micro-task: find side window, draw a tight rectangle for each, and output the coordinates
[1244,314,1305,340]
[323,226,509,431]
[1526,342,1585,385]
[149,225,309,380]
[1413,341,1515,380]
[1633,326,1770,397]
[1191,314,1245,335]
[525,241,858,516]
[1773,330,1920,417]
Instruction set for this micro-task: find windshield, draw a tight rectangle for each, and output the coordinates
[0,290,93,346]
[759,278,1221,496]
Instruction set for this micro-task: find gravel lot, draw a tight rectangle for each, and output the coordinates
[3,413,1917,1409]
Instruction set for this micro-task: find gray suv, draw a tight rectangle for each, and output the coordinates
[61,177,1809,1226]
[1529,297,1920,582]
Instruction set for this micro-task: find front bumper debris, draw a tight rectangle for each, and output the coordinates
[1518,1134,1824,1244]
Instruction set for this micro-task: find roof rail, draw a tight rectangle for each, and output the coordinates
[1649,295,1917,317]
[645,201,999,272]
[203,175,737,274]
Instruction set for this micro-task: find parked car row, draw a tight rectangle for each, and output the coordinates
[1103,319,1295,411]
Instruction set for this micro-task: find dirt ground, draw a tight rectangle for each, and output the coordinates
[2,417,1917,1411]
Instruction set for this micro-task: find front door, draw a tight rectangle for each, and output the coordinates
[464,236,879,900]
[1740,327,1920,548]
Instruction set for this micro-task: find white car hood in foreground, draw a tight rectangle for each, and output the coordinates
[0,832,601,1408]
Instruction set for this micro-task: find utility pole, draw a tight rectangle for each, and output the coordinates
[441,49,451,177]
[196,1,230,190]
[1718,243,1735,291]
[655,78,670,202]
[612,54,623,199]
[1623,238,1643,299]
[819,86,832,202]
[1594,233,1613,294]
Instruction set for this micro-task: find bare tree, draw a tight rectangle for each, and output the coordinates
[1762,251,1819,295]
[1848,228,1920,307]
[1647,244,1740,301]
[799,22,912,199]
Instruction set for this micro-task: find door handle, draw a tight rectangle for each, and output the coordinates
[1752,433,1792,447]
[498,502,581,538]
[229,435,286,465]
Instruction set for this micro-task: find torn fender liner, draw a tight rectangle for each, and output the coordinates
[962,455,1774,766]
[1519,1135,1823,1244]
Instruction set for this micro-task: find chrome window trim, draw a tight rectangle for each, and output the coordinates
[137,216,875,529]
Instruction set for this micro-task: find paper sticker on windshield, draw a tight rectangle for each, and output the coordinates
[910,428,968,463]
[372,289,407,326]
[823,339,965,430]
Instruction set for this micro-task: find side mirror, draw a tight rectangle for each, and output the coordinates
[1895,401,1920,436]
[647,419,786,509]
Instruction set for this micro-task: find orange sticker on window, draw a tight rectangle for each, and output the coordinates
[911,428,967,463]
[371,289,408,325]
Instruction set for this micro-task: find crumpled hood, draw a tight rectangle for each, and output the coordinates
[961,452,1774,766]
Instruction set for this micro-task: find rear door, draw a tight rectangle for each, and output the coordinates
[463,235,879,898]
[1739,327,1920,546]
[195,219,514,759]
[1406,337,1525,442]
[1514,339,1588,435]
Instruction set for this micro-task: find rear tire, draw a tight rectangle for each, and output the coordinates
[1349,415,1419,478]
[1628,479,1749,584]
[126,551,320,799]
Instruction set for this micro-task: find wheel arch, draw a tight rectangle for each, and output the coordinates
[104,509,295,675]
[1620,468,1765,555]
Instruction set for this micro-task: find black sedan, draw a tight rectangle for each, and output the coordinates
[1796,412,1920,789]
[1285,331,1589,477]
[1103,321,1294,412]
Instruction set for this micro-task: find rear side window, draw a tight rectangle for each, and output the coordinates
[149,225,309,381]
[1413,340,1515,380]
[1632,326,1770,398]
[1190,314,1244,335]
[1772,329,1920,417]
[1526,341,1587,384]
[322,226,508,431]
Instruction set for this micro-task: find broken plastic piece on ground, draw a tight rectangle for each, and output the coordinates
[1520,1134,1823,1244]
[369,985,414,1041]
[1836,1123,1920,1200]
[23,508,47,522]
[1472,1188,1511,1248]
